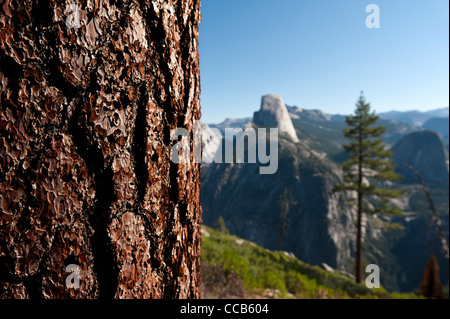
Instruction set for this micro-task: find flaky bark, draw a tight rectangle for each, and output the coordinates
[0,0,202,299]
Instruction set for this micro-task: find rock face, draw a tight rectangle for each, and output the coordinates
[253,94,299,143]
[392,131,449,182]
[201,137,356,269]
[0,0,202,299]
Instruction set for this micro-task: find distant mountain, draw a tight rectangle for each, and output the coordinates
[286,105,418,161]
[208,117,252,136]
[422,117,449,145]
[379,107,449,126]
[392,130,449,183]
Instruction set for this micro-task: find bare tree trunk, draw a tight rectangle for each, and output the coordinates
[356,191,363,284]
[356,128,363,284]
[278,189,288,252]
[0,0,202,299]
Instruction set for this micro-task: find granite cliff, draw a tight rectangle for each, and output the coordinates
[202,95,357,270]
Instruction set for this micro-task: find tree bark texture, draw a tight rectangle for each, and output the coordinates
[0,0,202,299]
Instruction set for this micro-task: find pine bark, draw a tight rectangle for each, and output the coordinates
[0,0,202,299]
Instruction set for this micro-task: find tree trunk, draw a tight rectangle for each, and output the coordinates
[278,189,288,252]
[0,0,202,299]
[356,129,363,284]
[356,191,363,284]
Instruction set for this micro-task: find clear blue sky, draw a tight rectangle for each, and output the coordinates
[199,0,449,123]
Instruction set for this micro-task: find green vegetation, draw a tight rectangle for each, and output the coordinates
[334,93,404,283]
[201,226,421,299]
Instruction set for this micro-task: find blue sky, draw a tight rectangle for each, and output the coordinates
[198,0,449,123]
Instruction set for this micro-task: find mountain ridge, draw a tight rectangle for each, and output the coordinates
[206,107,449,128]
[378,107,449,126]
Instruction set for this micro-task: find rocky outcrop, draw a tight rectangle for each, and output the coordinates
[392,131,449,182]
[253,94,299,143]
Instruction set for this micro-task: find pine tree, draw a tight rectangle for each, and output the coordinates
[334,93,404,284]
